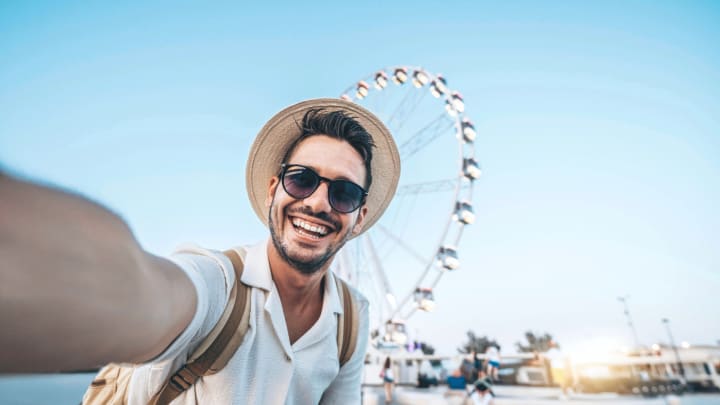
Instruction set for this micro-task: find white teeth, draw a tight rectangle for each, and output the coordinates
[292,218,329,236]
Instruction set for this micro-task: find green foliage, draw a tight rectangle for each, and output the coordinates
[515,331,557,352]
[419,342,435,355]
[457,330,500,354]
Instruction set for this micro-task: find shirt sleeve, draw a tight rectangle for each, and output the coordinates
[127,247,236,404]
[318,294,370,404]
[146,246,235,363]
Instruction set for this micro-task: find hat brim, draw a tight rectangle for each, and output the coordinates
[246,98,400,237]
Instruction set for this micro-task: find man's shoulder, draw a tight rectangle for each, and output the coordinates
[331,272,369,309]
[171,243,229,263]
[170,242,263,279]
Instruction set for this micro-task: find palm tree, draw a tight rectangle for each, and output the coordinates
[457,330,499,354]
[515,331,556,353]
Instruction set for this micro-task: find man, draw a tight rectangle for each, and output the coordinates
[468,379,494,405]
[0,98,401,404]
[543,340,572,399]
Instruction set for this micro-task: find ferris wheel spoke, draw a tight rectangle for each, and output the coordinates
[386,85,427,134]
[398,113,455,160]
[363,233,397,316]
[391,247,440,320]
[400,305,419,321]
[396,179,469,196]
[375,193,420,265]
[427,267,446,290]
[375,223,429,266]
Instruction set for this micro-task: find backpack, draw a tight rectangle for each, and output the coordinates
[82,248,359,405]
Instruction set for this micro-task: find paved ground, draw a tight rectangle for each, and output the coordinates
[1,373,718,404]
[362,384,720,405]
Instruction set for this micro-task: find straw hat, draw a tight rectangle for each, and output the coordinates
[245,98,400,235]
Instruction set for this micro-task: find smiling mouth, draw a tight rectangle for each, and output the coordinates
[291,217,331,240]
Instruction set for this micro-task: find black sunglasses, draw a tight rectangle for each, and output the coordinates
[280,164,368,213]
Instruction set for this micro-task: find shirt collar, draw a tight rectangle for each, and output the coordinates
[240,241,274,291]
[240,239,344,315]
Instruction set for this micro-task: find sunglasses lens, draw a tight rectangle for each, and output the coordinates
[283,167,318,199]
[329,181,364,213]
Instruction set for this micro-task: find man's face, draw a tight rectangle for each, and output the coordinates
[266,135,368,275]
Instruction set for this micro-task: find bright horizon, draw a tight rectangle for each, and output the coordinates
[1,1,719,356]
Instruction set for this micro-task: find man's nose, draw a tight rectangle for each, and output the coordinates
[302,181,332,213]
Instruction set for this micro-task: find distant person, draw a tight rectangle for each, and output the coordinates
[447,367,467,390]
[477,367,488,382]
[485,344,501,382]
[0,98,401,404]
[468,379,495,405]
[472,350,484,381]
[418,358,439,388]
[444,367,468,404]
[460,355,475,382]
[381,356,395,404]
[544,340,571,399]
[543,341,560,385]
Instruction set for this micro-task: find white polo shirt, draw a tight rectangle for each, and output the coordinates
[127,241,369,404]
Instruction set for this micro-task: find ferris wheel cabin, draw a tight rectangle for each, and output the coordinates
[413,287,436,312]
[383,319,408,346]
[430,75,448,98]
[392,67,408,84]
[454,201,475,225]
[436,246,460,270]
[374,71,388,89]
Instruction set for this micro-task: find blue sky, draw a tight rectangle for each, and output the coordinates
[1,1,719,355]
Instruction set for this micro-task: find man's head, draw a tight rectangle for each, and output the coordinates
[246,98,400,274]
[265,110,374,274]
[475,379,492,393]
[475,382,490,392]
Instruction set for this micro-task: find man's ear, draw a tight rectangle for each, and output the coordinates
[266,176,280,208]
[351,205,369,235]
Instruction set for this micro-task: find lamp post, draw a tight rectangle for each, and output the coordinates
[617,295,641,350]
[662,318,685,378]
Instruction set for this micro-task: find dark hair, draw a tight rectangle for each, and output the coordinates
[475,379,491,391]
[281,108,376,189]
[384,356,391,369]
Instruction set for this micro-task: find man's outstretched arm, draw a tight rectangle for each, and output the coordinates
[0,173,196,373]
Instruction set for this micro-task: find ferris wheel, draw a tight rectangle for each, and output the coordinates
[333,66,482,347]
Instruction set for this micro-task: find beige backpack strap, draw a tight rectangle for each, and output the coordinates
[334,275,359,367]
[151,248,251,405]
[208,249,252,372]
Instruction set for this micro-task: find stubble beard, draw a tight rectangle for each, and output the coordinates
[268,201,353,276]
